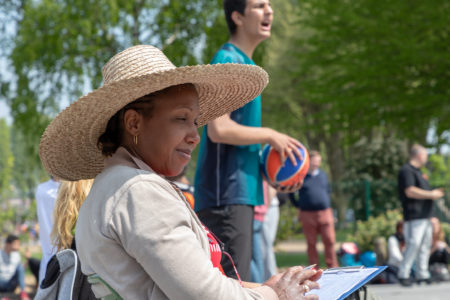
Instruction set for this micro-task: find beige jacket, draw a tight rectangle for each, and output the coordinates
[76,147,277,300]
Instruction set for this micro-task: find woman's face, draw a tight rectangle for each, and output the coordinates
[136,85,200,177]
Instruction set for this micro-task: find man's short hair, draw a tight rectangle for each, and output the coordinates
[5,234,19,244]
[409,144,426,159]
[223,0,247,35]
[309,150,321,158]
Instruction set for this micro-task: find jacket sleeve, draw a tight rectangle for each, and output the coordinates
[109,178,278,300]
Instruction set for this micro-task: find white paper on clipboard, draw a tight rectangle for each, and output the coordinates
[306,266,386,300]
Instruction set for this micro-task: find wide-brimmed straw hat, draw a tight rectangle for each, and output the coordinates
[39,45,268,181]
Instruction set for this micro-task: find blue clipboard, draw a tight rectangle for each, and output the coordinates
[306,265,387,300]
[338,266,387,300]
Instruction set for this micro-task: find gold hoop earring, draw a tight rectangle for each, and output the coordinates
[134,135,138,145]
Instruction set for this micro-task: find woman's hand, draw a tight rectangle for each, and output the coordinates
[263,266,322,300]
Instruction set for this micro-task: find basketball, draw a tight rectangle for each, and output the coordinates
[260,143,310,188]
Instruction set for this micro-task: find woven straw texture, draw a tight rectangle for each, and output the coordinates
[39,45,268,180]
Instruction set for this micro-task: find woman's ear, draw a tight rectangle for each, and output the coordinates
[123,109,142,136]
[231,11,244,28]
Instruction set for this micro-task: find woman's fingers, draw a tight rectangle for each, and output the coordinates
[280,266,304,281]
[310,269,323,282]
[302,279,320,291]
[292,268,318,283]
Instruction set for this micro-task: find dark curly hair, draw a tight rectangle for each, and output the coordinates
[97,83,195,156]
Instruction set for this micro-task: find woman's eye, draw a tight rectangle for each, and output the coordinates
[176,117,187,121]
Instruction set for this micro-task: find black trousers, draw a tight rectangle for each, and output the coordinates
[28,257,40,284]
[197,204,254,281]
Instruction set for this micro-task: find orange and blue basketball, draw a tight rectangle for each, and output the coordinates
[260,143,310,188]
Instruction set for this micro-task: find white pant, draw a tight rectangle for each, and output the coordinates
[398,218,432,279]
[262,202,280,280]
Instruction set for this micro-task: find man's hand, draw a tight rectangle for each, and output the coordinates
[276,181,303,194]
[431,188,444,200]
[267,129,303,166]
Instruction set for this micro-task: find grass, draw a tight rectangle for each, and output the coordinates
[276,252,327,269]
[279,227,354,244]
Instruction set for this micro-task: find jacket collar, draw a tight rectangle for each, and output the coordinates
[104,146,153,173]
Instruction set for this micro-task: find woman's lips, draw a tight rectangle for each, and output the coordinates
[177,149,192,159]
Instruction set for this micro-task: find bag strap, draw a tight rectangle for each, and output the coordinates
[87,274,123,300]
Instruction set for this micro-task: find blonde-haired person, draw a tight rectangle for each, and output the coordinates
[51,179,94,251]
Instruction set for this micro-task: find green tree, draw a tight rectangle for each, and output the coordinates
[0,119,13,200]
[0,0,223,187]
[293,0,449,144]
[339,137,408,219]
[263,0,449,223]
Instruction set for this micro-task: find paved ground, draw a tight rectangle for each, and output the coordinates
[275,239,341,253]
[368,281,450,300]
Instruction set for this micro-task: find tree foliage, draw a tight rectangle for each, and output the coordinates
[0,0,449,227]
[338,137,408,219]
[263,0,449,222]
[0,119,13,200]
[299,0,448,142]
[0,0,222,190]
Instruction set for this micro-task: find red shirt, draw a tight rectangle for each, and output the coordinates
[202,225,225,275]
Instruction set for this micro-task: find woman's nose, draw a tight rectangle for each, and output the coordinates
[187,127,200,146]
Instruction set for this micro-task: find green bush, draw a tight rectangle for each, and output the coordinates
[441,222,450,238]
[348,210,402,252]
[276,202,302,241]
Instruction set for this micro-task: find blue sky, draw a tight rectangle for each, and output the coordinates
[0,101,11,124]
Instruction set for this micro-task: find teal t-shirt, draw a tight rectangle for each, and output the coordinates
[194,43,263,211]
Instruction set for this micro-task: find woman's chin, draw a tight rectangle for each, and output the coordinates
[162,166,187,178]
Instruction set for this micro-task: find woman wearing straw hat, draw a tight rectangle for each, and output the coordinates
[39,45,321,299]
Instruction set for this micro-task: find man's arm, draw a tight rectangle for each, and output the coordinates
[405,186,444,200]
[207,114,301,165]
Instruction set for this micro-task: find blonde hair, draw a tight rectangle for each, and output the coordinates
[51,179,93,251]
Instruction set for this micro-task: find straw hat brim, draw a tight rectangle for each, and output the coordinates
[39,63,268,181]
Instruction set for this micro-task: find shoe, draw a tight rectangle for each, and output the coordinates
[19,291,30,300]
[416,278,433,285]
[399,277,414,287]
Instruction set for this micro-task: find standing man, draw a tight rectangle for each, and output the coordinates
[397,144,444,286]
[289,151,338,268]
[35,176,60,284]
[194,0,302,281]
[0,235,30,300]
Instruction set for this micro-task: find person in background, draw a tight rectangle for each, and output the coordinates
[35,176,60,284]
[397,144,445,286]
[429,217,450,265]
[0,235,30,300]
[50,180,94,251]
[194,0,303,280]
[289,151,339,268]
[251,181,269,283]
[167,167,195,209]
[23,248,40,290]
[384,221,405,283]
[429,217,450,281]
[262,182,280,280]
